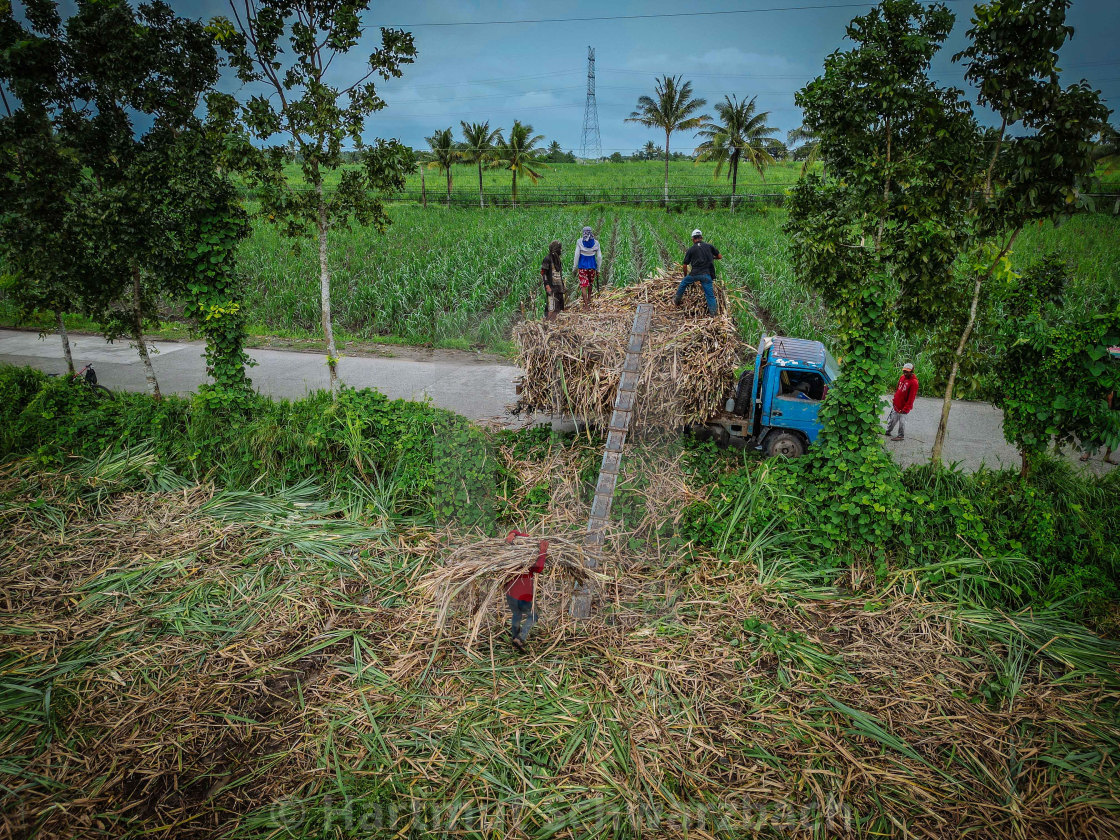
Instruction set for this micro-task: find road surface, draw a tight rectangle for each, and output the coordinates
[1,329,1113,475]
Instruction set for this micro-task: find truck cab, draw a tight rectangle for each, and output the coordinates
[703,333,840,457]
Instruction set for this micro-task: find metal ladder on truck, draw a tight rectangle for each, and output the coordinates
[571,303,653,618]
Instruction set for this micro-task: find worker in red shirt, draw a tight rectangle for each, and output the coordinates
[885,362,919,441]
[504,530,548,651]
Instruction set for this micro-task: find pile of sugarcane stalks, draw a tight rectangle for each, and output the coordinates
[513,268,752,435]
[419,534,601,647]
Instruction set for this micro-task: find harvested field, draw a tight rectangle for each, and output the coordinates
[513,269,754,435]
[1,446,1119,839]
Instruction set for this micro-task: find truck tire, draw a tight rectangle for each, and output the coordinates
[764,431,805,458]
[733,370,755,416]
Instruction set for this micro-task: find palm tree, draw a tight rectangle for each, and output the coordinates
[788,124,822,176]
[426,127,459,205]
[625,75,709,208]
[495,120,545,206]
[460,120,501,208]
[695,95,777,210]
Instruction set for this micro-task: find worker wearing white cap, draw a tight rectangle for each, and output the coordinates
[675,229,722,315]
[885,362,919,441]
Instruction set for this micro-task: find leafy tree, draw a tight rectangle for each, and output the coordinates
[928,0,1109,463]
[210,0,417,393]
[426,126,458,205]
[494,120,545,206]
[633,140,663,162]
[694,95,777,209]
[0,41,85,374]
[786,0,976,549]
[994,255,1120,476]
[609,151,624,163]
[764,139,789,162]
[2,0,253,402]
[460,120,500,208]
[625,75,708,208]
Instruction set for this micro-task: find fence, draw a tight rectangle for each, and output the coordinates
[236,184,1120,213]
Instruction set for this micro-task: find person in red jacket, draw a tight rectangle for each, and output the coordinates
[885,362,919,441]
[504,530,548,651]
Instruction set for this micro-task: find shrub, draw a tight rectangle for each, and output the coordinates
[0,365,503,532]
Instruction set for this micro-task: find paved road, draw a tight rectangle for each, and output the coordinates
[1,329,1113,475]
[0,329,521,427]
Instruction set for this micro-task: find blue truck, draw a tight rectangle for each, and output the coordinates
[696,333,840,457]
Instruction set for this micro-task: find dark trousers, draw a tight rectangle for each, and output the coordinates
[675,274,717,314]
[507,595,537,642]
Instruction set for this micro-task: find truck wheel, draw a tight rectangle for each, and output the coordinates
[733,371,755,416]
[764,431,805,458]
[686,424,713,443]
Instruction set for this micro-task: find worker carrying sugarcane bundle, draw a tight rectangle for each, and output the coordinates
[504,529,548,651]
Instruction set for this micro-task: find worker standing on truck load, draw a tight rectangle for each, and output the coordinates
[541,240,565,321]
[676,229,722,315]
[885,363,919,441]
[504,530,549,651]
[573,225,602,307]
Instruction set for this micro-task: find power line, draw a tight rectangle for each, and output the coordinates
[383,2,969,28]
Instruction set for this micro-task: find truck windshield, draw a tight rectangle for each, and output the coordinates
[824,349,841,382]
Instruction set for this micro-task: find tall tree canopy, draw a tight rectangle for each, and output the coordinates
[695,95,777,209]
[625,75,708,208]
[210,0,416,393]
[1,0,253,403]
[460,120,501,207]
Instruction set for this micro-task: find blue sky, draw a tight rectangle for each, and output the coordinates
[44,1,1120,153]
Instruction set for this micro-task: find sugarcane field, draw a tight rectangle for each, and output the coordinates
[2,1,1120,839]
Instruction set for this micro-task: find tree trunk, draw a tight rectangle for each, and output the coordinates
[931,229,1021,464]
[56,311,74,375]
[130,265,161,400]
[663,131,671,210]
[316,178,339,394]
[931,273,980,465]
[1019,450,1030,479]
[984,116,1007,200]
[730,160,738,211]
[512,169,517,207]
[420,167,427,208]
[478,161,484,208]
[446,168,452,205]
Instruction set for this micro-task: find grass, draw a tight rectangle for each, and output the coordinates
[1,436,1118,839]
[278,159,811,203]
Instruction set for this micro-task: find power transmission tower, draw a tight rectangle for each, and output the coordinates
[579,46,602,160]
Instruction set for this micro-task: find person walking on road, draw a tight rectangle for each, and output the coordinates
[504,530,549,651]
[885,363,919,442]
[573,225,602,307]
[541,240,565,321]
[675,229,722,316]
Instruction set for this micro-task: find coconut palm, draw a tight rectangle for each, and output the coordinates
[460,120,502,208]
[495,120,545,206]
[695,95,777,210]
[788,124,822,176]
[625,75,708,208]
[426,127,459,205]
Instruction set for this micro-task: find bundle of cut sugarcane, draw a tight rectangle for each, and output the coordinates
[419,535,599,644]
[513,268,753,434]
